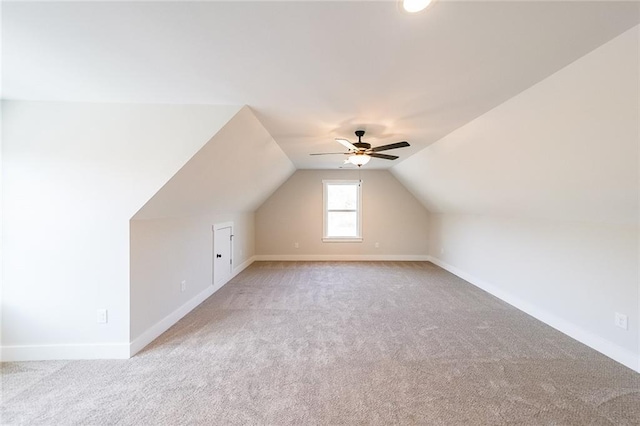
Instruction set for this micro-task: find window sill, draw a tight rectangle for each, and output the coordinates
[322,237,363,243]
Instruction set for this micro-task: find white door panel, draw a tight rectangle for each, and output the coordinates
[213,223,233,288]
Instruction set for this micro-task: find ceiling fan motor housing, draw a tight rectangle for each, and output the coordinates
[354,130,370,150]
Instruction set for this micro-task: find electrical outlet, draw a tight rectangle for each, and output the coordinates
[614,312,628,330]
[294,242,299,249]
[374,242,380,249]
[96,309,108,324]
[440,247,445,254]
[181,280,187,292]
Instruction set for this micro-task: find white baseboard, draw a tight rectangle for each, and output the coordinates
[233,255,256,277]
[1,342,130,362]
[427,256,640,373]
[254,254,430,261]
[128,284,217,357]
[129,255,256,357]
[0,257,258,362]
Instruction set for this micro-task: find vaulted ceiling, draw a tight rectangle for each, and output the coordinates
[3,1,639,169]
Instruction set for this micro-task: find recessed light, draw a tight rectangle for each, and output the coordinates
[403,0,433,13]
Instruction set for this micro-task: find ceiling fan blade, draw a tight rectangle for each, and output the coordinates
[369,153,399,160]
[370,141,410,152]
[310,152,347,156]
[336,138,358,151]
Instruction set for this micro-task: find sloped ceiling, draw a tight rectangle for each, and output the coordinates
[133,106,296,220]
[3,1,639,169]
[2,101,242,220]
[392,26,639,225]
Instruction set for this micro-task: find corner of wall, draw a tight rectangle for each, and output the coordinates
[129,254,255,357]
[427,254,640,374]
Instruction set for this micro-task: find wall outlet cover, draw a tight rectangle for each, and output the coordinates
[614,312,628,330]
[97,309,108,324]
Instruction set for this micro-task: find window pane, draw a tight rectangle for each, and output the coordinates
[327,211,357,237]
[327,184,357,210]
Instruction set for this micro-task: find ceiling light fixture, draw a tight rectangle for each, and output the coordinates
[348,154,371,167]
[403,0,433,13]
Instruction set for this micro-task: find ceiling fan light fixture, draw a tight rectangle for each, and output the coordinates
[348,154,371,166]
[403,0,433,13]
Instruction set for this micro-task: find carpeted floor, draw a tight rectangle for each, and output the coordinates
[2,261,639,425]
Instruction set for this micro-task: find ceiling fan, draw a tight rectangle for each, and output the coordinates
[310,130,410,167]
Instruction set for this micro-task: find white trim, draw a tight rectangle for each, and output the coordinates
[212,221,234,232]
[254,254,429,261]
[1,342,129,362]
[233,255,256,278]
[427,255,640,373]
[129,255,256,357]
[129,284,217,357]
[321,238,363,243]
[213,221,234,287]
[0,256,258,362]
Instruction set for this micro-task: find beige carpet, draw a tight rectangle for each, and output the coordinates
[2,261,639,425]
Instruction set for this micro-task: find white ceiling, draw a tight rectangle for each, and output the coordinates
[134,106,296,220]
[392,25,639,223]
[3,1,639,169]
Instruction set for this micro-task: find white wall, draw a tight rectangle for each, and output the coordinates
[256,169,429,259]
[393,27,639,370]
[129,212,254,346]
[133,106,296,220]
[428,214,638,368]
[0,100,4,354]
[0,100,4,356]
[1,101,240,360]
[129,106,294,353]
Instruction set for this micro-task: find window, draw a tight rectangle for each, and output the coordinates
[323,180,362,242]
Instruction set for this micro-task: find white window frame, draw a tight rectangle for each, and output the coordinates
[322,179,362,243]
